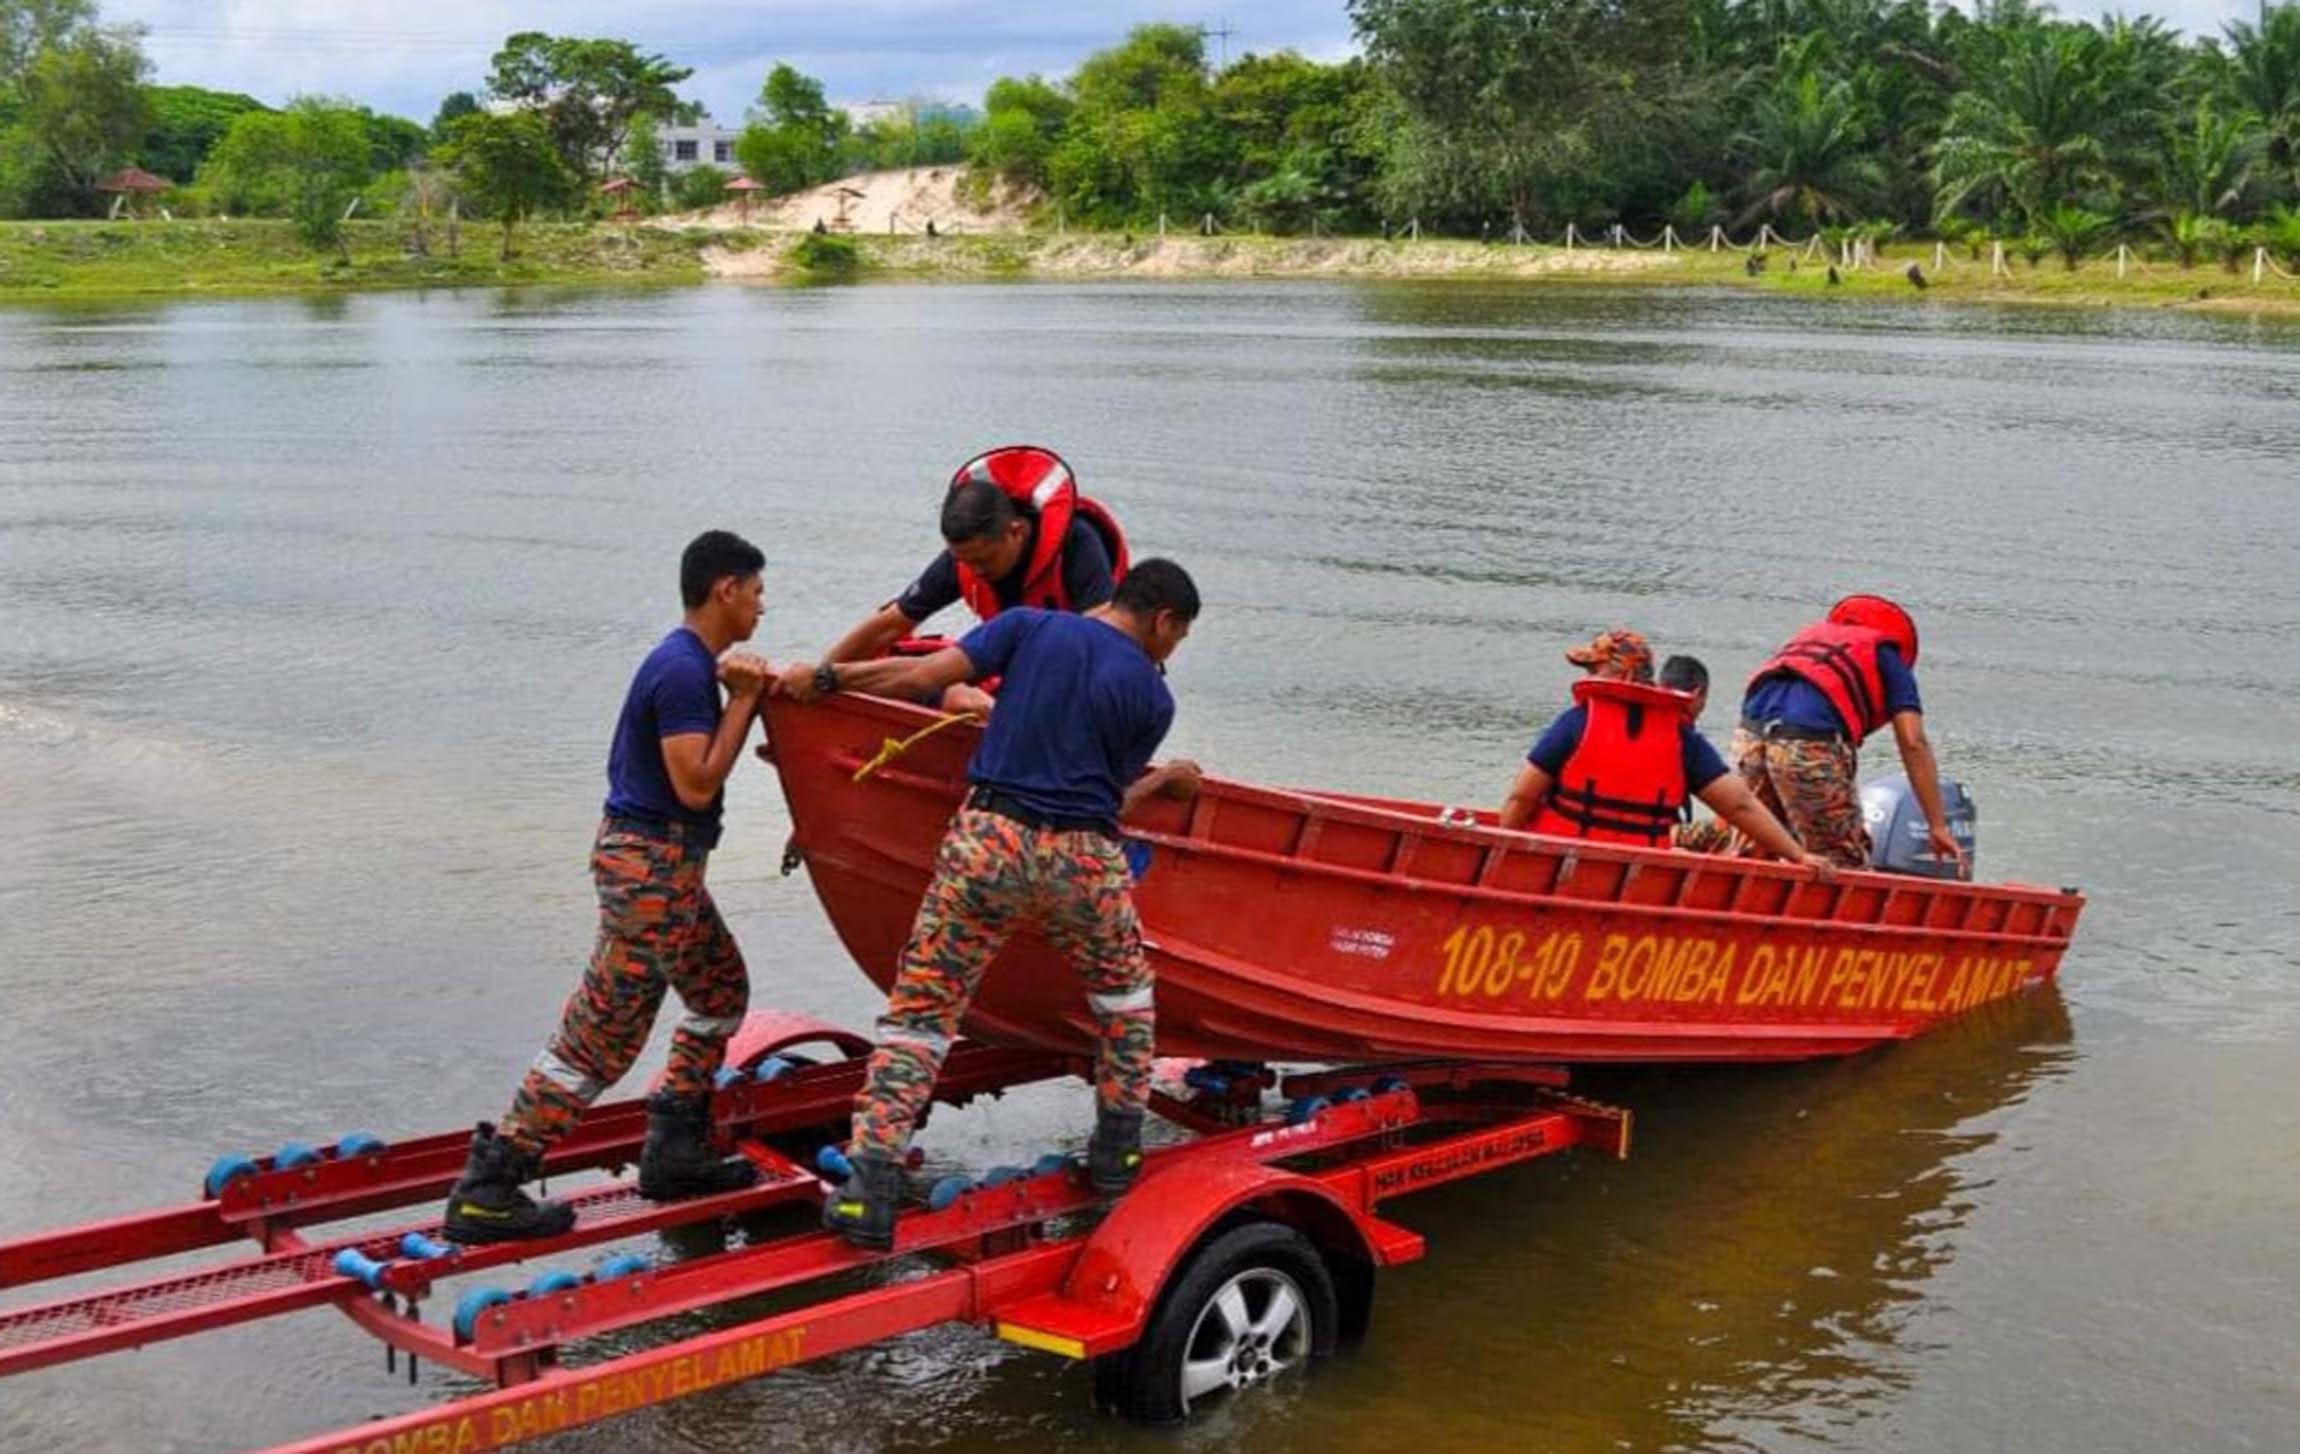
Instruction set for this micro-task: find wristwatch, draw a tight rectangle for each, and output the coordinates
[813,662,840,697]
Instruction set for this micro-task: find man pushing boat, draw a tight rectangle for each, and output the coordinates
[441,531,772,1244]
[775,559,1202,1249]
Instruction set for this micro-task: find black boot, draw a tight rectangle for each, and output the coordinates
[1087,1107,1145,1196]
[821,1151,904,1250]
[441,1123,575,1244]
[637,1090,759,1201]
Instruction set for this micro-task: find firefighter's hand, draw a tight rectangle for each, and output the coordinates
[717,650,771,698]
[776,659,822,702]
[1925,823,1965,868]
[1159,759,1203,801]
[941,683,995,718]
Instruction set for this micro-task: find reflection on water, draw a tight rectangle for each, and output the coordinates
[0,283,2294,1452]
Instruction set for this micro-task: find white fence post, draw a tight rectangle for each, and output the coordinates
[1709,225,1722,251]
[1662,224,1677,253]
[1991,239,2007,277]
[1158,213,1167,237]
[2116,243,2127,279]
[1934,240,1945,271]
[2255,246,2267,284]
[1564,221,1576,250]
[1409,217,1420,241]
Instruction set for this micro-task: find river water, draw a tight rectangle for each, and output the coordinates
[1,281,2294,1453]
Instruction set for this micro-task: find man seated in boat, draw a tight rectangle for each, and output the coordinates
[819,445,1128,714]
[1499,629,1828,868]
[1659,653,1735,854]
[775,559,1202,1249]
[1724,594,1963,870]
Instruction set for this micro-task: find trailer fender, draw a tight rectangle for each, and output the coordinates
[648,1010,873,1092]
[1058,1159,1388,1344]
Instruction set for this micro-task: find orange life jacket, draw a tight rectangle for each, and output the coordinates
[948,445,1130,620]
[1529,678,1695,846]
[1749,621,1894,741]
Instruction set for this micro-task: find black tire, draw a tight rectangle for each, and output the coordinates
[1093,1220,1340,1424]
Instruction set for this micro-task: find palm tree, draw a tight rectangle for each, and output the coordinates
[1732,66,1887,225]
[2220,6,2300,191]
[2156,101,2259,221]
[2164,209,2213,268]
[2036,202,2111,268]
[1931,23,2117,228]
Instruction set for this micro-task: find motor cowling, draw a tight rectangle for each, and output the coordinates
[1860,774,1976,880]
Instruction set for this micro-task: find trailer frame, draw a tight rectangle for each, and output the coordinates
[0,1011,1628,1453]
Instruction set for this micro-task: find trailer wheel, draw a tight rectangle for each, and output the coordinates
[1094,1220,1337,1424]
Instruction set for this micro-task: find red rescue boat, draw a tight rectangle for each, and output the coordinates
[767,694,2084,1066]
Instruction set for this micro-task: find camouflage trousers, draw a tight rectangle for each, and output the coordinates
[850,806,1153,1159]
[499,821,749,1156]
[1718,726,1870,868]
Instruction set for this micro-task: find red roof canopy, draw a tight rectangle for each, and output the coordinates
[599,176,638,193]
[724,177,764,193]
[96,167,170,193]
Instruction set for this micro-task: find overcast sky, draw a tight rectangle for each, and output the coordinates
[109,0,2266,125]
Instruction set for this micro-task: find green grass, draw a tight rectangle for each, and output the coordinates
[0,217,710,299]
[6,216,2298,318]
[1633,240,2300,313]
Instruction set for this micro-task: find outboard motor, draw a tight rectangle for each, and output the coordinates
[1860,774,1976,881]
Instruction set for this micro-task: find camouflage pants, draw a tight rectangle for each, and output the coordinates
[850,806,1153,1158]
[1721,726,1870,868]
[499,821,749,1155]
[1675,815,1733,854]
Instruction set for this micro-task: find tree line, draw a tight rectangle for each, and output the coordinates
[10,0,2300,269]
[972,3,2300,261]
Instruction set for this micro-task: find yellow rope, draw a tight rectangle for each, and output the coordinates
[852,710,981,783]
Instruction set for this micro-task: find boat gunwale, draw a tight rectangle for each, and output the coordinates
[785,690,2078,914]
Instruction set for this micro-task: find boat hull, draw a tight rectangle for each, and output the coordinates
[766,695,2083,1066]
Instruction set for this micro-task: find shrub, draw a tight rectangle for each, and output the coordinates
[671,163,729,213]
[2037,204,2112,270]
[786,230,860,279]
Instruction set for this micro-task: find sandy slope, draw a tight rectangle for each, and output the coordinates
[661,166,1035,235]
[699,231,1686,282]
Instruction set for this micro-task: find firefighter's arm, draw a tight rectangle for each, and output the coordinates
[1498,762,1552,832]
[1890,710,1964,866]
[1695,775,1833,874]
[824,602,917,665]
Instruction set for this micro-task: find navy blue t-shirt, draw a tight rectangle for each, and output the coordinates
[957,609,1174,828]
[1741,643,1922,740]
[1527,705,1729,794]
[603,627,726,846]
[896,516,1115,624]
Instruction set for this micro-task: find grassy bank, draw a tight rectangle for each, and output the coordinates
[8,216,2300,318]
[795,231,2300,314]
[0,218,713,298]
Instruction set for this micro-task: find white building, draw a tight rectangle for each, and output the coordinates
[652,116,743,173]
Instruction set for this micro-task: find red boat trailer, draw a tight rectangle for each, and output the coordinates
[0,1011,1627,1452]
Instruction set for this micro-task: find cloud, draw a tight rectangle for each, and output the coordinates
[110,0,1358,119]
[108,0,2265,123]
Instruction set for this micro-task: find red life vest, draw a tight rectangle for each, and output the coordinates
[1749,620,1894,741]
[948,445,1130,621]
[1529,678,1695,847]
